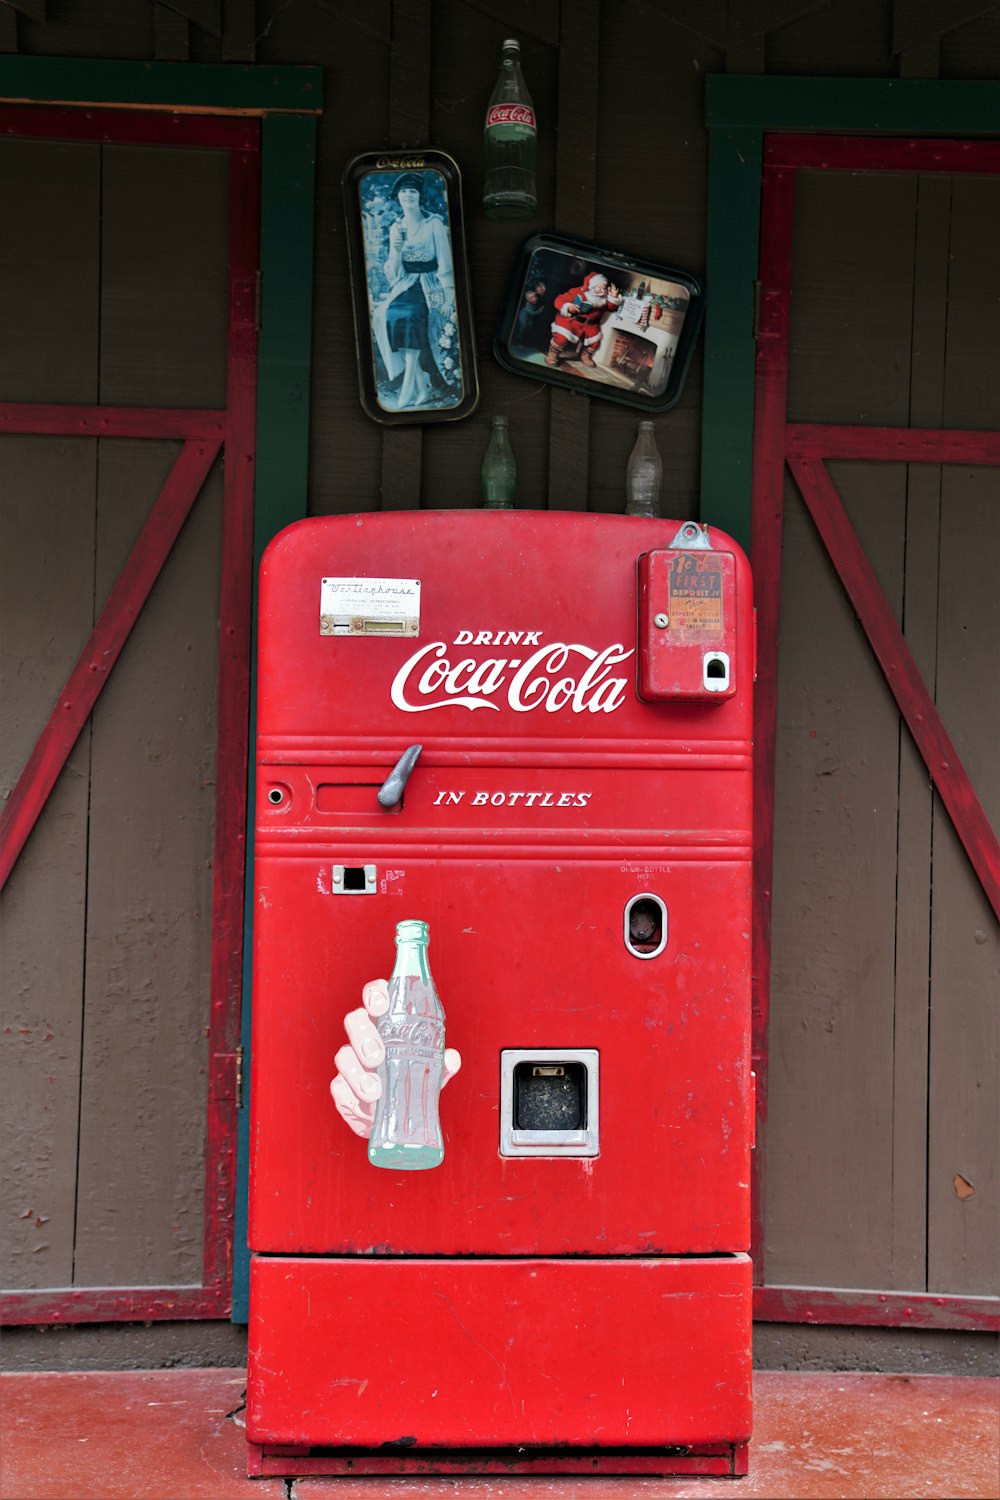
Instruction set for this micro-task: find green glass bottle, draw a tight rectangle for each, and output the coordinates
[483,39,537,219]
[368,920,446,1171]
[481,414,516,508]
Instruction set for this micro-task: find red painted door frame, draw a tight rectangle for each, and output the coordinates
[0,105,260,1322]
[751,134,1000,1333]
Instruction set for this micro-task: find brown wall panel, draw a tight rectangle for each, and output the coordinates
[925,172,1000,1295]
[100,145,229,409]
[301,0,708,520]
[0,439,97,1288]
[766,0,895,76]
[589,5,715,520]
[3,0,998,1325]
[766,465,906,1288]
[437,1,561,512]
[2,126,233,1294]
[73,443,221,1287]
[786,170,918,427]
[943,174,1000,433]
[0,138,99,403]
[925,464,999,1295]
[941,8,1000,76]
[13,2,156,59]
[768,169,918,1289]
[767,162,999,1298]
[890,469,937,1291]
[888,173,951,1288]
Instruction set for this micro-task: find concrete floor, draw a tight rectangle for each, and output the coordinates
[1,1367,997,1500]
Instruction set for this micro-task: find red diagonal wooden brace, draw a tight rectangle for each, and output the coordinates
[0,404,226,439]
[787,450,1000,921]
[788,423,1000,465]
[0,436,222,890]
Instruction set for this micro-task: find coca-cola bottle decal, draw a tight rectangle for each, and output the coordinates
[368,919,447,1170]
[484,38,537,219]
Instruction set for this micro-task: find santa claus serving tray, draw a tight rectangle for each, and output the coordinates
[493,234,704,412]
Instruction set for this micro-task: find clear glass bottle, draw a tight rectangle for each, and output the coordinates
[368,920,446,1171]
[625,420,663,517]
[483,39,537,219]
[481,414,516,508]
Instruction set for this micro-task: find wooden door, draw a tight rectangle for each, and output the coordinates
[751,137,999,1327]
[0,107,259,1322]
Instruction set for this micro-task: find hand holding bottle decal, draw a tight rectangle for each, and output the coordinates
[330,922,462,1169]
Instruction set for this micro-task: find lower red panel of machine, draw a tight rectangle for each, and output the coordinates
[247,1253,752,1467]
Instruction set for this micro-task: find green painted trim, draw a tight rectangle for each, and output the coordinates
[700,76,1000,556]
[699,126,762,556]
[232,111,317,1324]
[0,54,322,113]
[707,75,1000,133]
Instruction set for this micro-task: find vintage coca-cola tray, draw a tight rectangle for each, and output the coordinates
[343,149,479,426]
[494,234,704,412]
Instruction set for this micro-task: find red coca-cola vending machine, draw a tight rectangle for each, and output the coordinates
[246,510,754,1478]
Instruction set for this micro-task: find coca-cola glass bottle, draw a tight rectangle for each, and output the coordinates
[368,919,447,1170]
[481,414,516,507]
[483,38,537,219]
[625,420,663,517]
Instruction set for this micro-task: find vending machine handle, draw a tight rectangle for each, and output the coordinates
[377,744,423,809]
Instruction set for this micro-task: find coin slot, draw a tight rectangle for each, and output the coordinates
[702,651,731,692]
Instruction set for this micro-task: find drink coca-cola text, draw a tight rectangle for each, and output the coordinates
[390,634,634,714]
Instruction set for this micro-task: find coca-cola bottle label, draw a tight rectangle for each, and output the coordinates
[379,1016,444,1060]
[486,104,536,131]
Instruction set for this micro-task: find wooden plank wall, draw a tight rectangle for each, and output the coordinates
[766,167,999,1296]
[292,0,714,522]
[0,139,229,1289]
[1,137,102,1289]
[926,175,999,1296]
[2,0,999,1312]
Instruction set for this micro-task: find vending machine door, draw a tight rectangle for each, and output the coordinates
[247,511,753,1473]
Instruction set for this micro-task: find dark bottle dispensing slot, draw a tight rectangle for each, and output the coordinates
[500,1049,600,1157]
[514,1062,588,1131]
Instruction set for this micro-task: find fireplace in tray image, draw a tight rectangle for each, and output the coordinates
[598,301,686,394]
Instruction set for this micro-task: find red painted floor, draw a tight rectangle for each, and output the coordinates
[0,1368,997,1500]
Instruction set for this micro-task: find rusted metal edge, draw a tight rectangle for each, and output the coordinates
[755,1285,999,1332]
[0,1285,228,1324]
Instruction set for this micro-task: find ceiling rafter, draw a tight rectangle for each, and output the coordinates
[618,0,838,51]
[892,0,1000,54]
[461,0,560,48]
[1,0,46,24]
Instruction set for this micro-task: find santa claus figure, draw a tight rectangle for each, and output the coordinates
[547,271,621,368]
